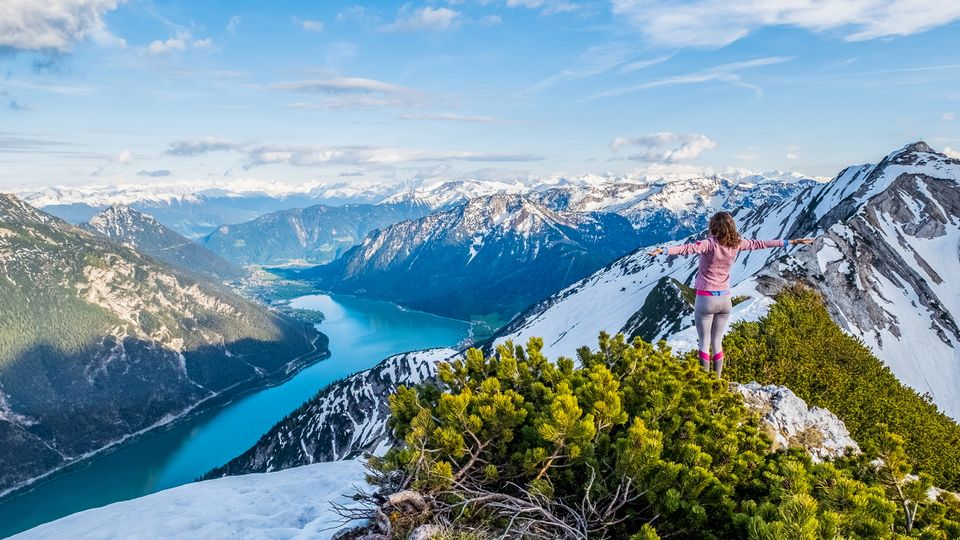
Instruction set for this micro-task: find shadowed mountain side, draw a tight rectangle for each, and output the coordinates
[0,330,328,494]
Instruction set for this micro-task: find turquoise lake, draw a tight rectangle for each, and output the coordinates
[0,293,470,539]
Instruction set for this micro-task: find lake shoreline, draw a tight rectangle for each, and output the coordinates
[0,327,331,504]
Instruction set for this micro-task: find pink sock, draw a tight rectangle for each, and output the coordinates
[712,351,724,361]
[699,350,710,362]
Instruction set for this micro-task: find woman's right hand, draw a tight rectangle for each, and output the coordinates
[647,247,664,257]
[790,238,815,245]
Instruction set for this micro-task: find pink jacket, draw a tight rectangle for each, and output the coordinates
[667,237,786,291]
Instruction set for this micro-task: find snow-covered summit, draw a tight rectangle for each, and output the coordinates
[87,205,164,244]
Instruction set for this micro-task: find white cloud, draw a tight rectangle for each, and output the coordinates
[507,0,579,15]
[611,132,717,162]
[337,5,369,23]
[943,112,956,121]
[524,42,671,94]
[147,30,214,54]
[296,18,324,32]
[117,149,132,163]
[163,139,542,167]
[269,77,425,109]
[944,147,960,159]
[166,137,237,156]
[0,0,122,51]
[270,77,415,94]
[382,7,461,31]
[226,16,241,34]
[137,169,171,177]
[399,113,510,124]
[592,56,791,99]
[786,152,800,160]
[611,0,960,48]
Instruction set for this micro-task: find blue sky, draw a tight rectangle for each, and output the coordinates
[2,0,959,188]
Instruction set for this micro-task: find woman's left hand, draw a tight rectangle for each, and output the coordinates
[790,238,815,245]
[647,248,664,257]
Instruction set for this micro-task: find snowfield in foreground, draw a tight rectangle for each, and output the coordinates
[11,460,368,540]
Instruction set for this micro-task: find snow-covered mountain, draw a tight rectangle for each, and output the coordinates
[206,348,454,477]
[293,194,644,320]
[495,141,960,419]
[0,194,325,494]
[16,180,414,238]
[201,201,430,266]
[16,172,815,241]
[534,175,816,244]
[84,205,245,281]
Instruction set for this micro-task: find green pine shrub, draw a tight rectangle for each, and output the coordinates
[723,285,960,489]
[371,327,960,539]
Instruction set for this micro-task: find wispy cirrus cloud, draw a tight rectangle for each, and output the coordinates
[592,56,792,99]
[507,0,580,15]
[146,29,214,54]
[164,138,543,168]
[380,6,461,32]
[611,0,960,48]
[523,42,672,94]
[294,17,324,32]
[399,113,511,124]
[0,132,72,152]
[269,77,416,95]
[611,132,717,163]
[0,0,124,52]
[166,137,237,156]
[137,169,171,177]
[269,76,427,109]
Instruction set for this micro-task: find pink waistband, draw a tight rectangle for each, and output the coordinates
[696,289,731,297]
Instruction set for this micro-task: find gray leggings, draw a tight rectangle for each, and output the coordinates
[694,295,732,357]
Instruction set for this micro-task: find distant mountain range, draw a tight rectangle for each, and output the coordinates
[15,180,412,238]
[0,194,325,494]
[16,171,817,240]
[84,205,245,282]
[201,201,430,266]
[289,194,644,321]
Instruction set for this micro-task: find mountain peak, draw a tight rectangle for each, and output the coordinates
[89,204,162,237]
[86,204,245,281]
[901,140,935,155]
[0,193,61,226]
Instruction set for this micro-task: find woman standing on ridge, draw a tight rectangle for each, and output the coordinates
[648,211,814,377]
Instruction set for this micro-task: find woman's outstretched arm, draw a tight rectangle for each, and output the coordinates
[739,237,815,250]
[647,240,711,257]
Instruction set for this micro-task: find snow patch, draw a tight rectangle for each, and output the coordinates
[11,461,369,540]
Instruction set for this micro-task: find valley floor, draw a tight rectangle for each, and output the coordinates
[10,460,367,540]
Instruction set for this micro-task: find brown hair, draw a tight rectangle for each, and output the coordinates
[709,211,741,248]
